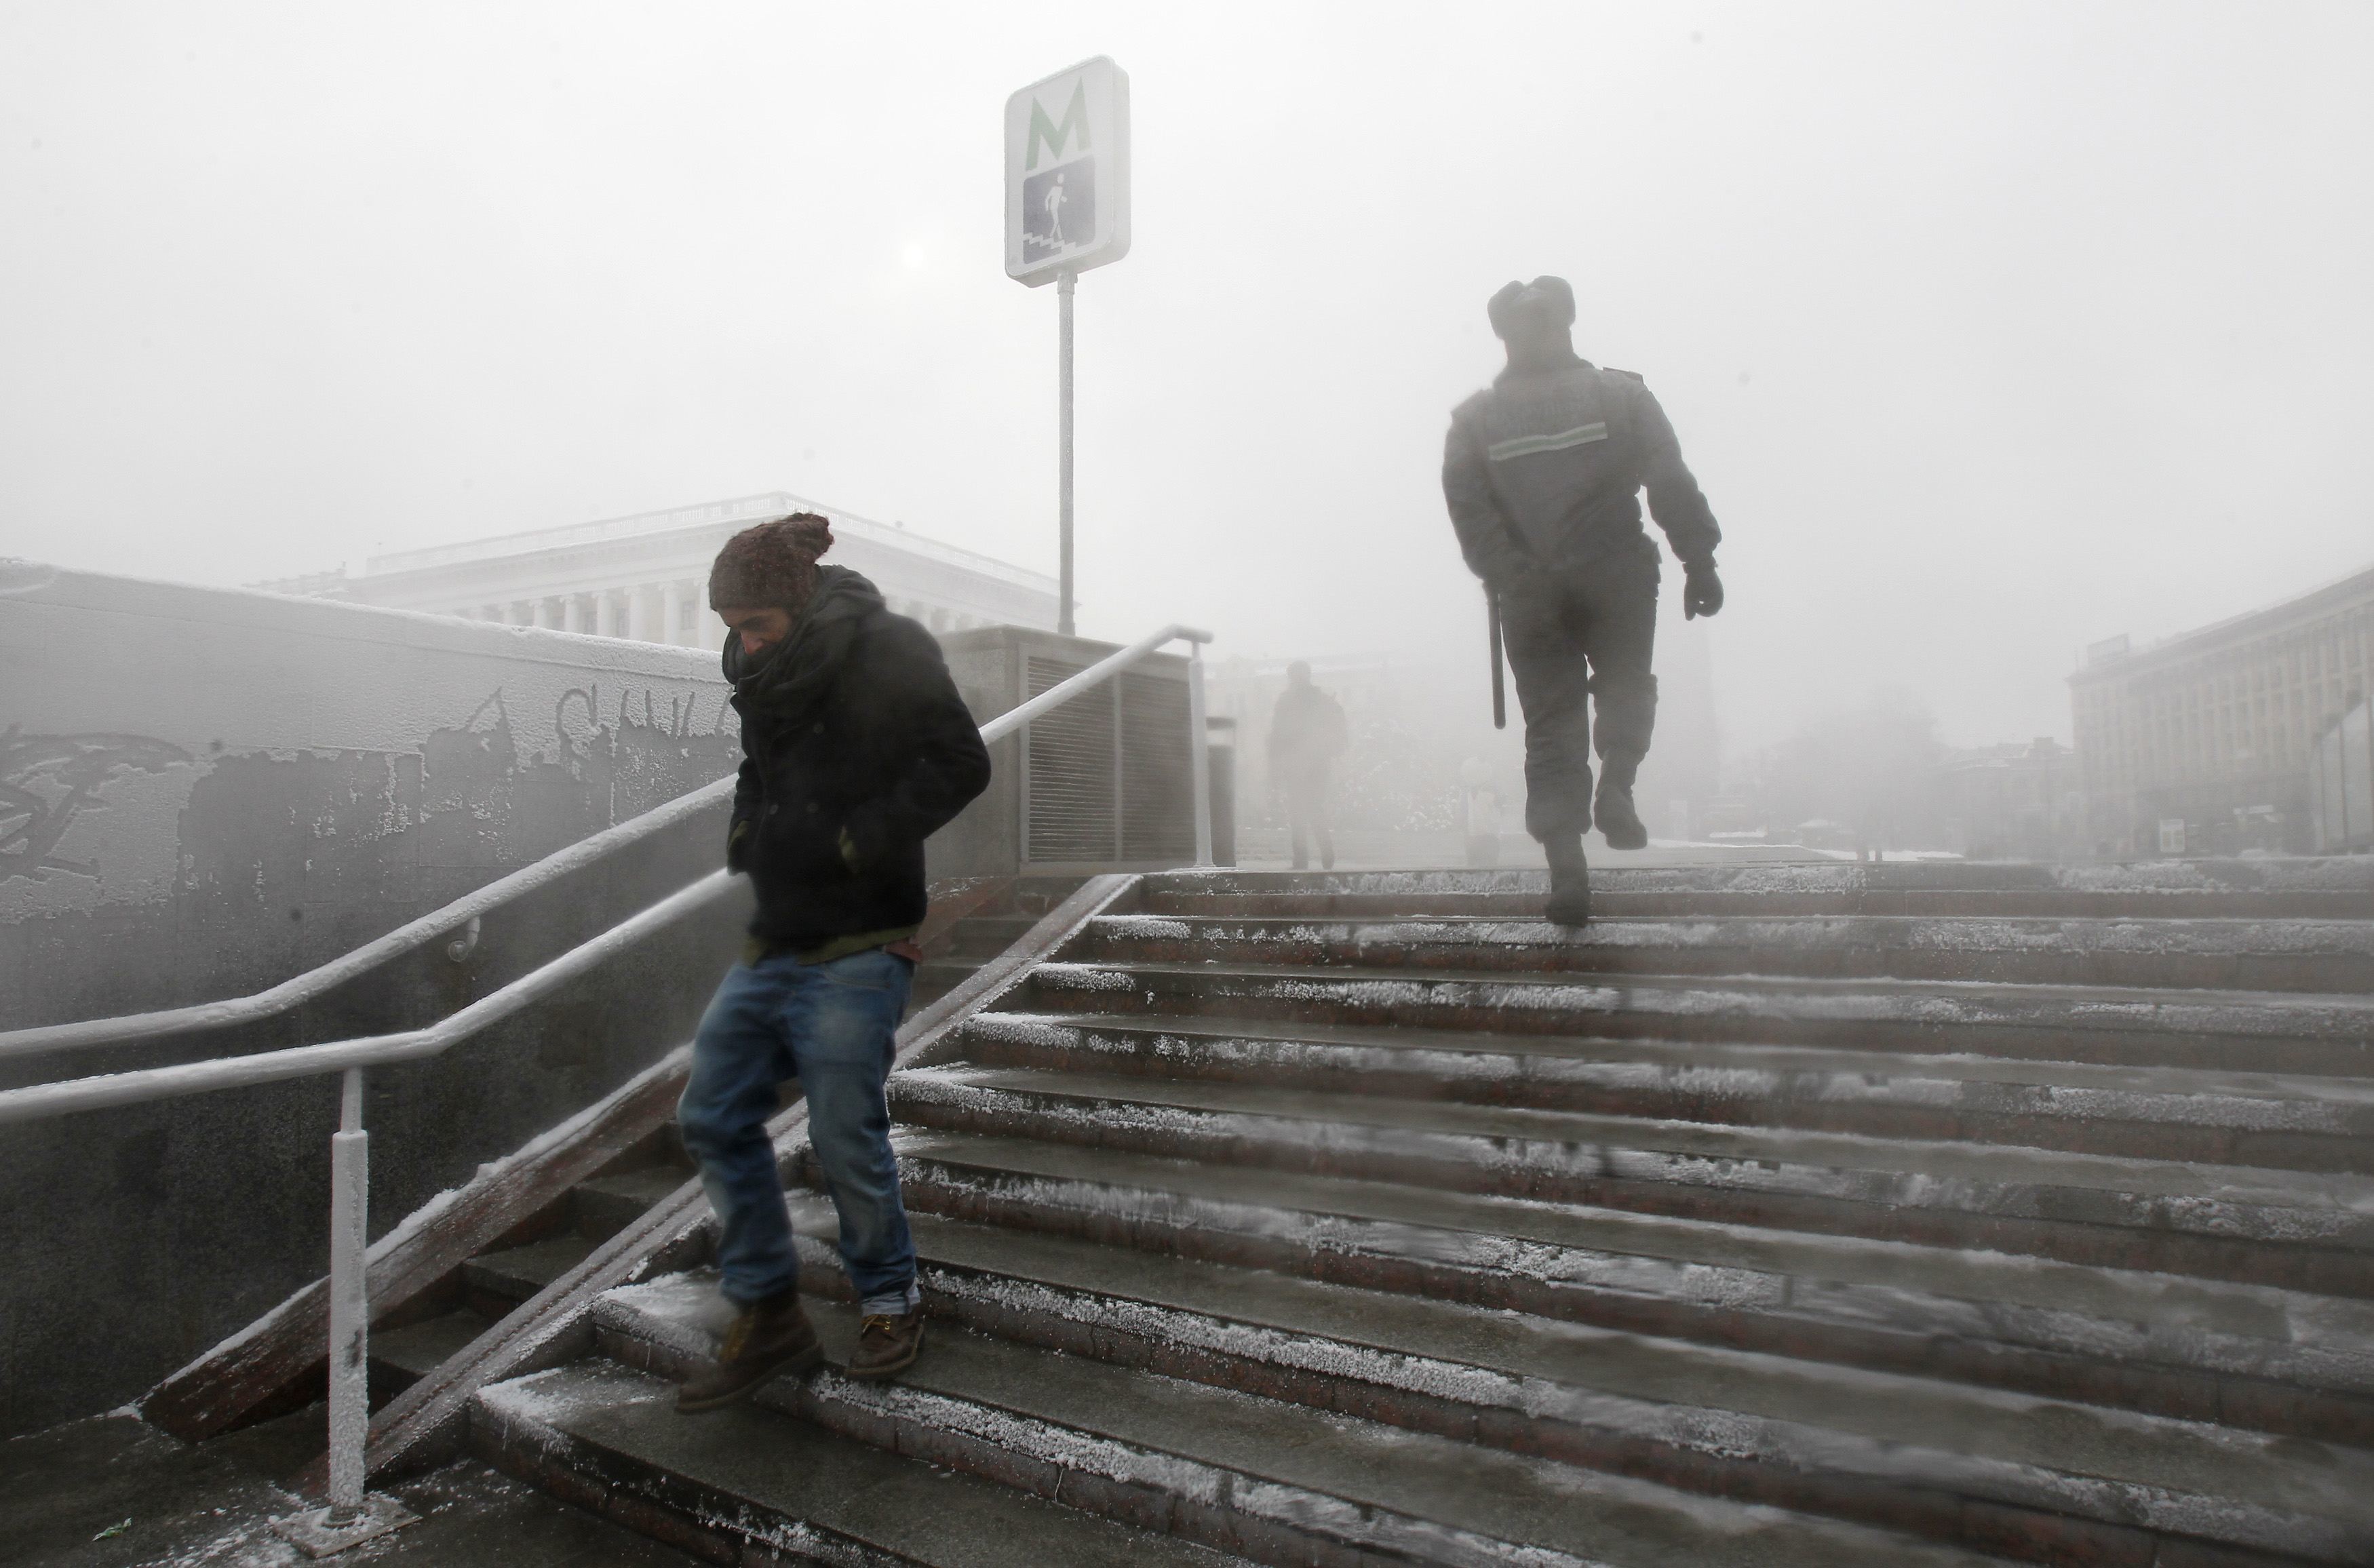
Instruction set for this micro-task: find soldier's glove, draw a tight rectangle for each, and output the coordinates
[726,818,753,874]
[1682,561,1725,621]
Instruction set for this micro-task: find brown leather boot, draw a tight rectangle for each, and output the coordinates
[845,1306,927,1381]
[676,1289,823,1413]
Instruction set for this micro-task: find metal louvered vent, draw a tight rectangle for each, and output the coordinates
[1021,652,1196,866]
[1025,656,1116,862]
[1120,671,1195,861]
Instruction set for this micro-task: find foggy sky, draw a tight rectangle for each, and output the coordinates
[5,1,2370,759]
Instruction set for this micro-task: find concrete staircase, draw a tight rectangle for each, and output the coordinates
[466,863,2374,1566]
[908,876,1090,1014]
[366,1118,701,1411]
[353,876,1100,1419]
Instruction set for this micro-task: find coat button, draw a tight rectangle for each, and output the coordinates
[806,803,818,815]
[812,722,824,734]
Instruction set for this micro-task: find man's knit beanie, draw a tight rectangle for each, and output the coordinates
[708,512,834,612]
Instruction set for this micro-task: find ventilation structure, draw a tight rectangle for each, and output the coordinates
[1024,656,1194,867]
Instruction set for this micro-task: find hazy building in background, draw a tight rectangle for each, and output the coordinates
[2310,695,2374,854]
[1938,738,2081,861]
[2072,561,2374,856]
[253,492,1059,653]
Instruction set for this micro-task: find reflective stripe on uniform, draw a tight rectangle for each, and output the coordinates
[1486,422,1608,461]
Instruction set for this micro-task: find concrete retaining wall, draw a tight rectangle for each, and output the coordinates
[0,568,756,1436]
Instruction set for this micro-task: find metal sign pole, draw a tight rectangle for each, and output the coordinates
[1058,269,1077,638]
[1005,59,1124,638]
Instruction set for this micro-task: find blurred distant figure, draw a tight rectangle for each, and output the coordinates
[1443,275,1727,924]
[1269,661,1348,870]
[1458,757,1504,868]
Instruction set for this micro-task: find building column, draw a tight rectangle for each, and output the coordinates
[657,582,682,646]
[562,594,589,635]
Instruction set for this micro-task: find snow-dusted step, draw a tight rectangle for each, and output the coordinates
[472,1358,1252,1567]
[369,1306,494,1403]
[462,1232,600,1312]
[571,1164,690,1241]
[596,1247,2374,1566]
[590,1286,2022,1568]
[884,1065,2374,1291]
[1140,863,2374,922]
[880,1129,2374,1431]
[956,1011,2374,1171]
[1015,960,2374,1076]
[1072,913,2374,993]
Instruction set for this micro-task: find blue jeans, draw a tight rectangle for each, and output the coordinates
[677,946,917,1314]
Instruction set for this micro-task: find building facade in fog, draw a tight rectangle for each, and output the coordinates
[2071,561,2374,856]
[2310,696,2374,854]
[254,492,1059,652]
[1939,738,2080,861]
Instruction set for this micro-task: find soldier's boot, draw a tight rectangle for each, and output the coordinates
[1543,834,1592,926]
[1594,761,1648,852]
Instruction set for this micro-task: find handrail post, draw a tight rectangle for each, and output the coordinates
[1188,642,1213,867]
[326,1067,370,1519]
[275,1067,414,1552]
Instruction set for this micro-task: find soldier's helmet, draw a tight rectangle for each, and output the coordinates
[1486,276,1576,341]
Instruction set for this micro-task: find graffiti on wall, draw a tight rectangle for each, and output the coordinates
[1,684,731,909]
[175,683,740,906]
[1,727,192,884]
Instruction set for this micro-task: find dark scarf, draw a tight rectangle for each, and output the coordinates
[722,565,886,727]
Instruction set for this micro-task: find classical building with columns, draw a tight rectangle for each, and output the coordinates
[2071,558,2374,857]
[252,492,1059,652]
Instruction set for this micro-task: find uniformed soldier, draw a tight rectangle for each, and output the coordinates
[1442,276,1726,924]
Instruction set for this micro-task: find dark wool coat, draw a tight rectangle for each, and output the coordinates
[724,566,992,948]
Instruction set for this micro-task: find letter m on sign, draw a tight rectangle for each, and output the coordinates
[1026,82,1091,170]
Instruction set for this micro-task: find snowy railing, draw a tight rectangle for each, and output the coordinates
[0,621,1210,1548]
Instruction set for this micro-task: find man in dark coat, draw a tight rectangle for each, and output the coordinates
[1268,661,1348,869]
[674,513,991,1412]
[1442,276,1727,924]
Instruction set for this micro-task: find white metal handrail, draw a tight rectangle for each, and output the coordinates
[0,623,1215,1122]
[0,872,737,1125]
[0,622,1211,1543]
[0,777,738,1061]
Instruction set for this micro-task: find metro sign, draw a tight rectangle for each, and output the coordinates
[1004,57,1131,286]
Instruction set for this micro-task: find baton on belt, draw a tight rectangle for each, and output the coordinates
[1486,586,1507,730]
